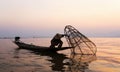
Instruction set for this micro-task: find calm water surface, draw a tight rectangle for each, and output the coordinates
[0,38,120,72]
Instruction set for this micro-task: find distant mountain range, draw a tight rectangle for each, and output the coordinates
[0,35,120,39]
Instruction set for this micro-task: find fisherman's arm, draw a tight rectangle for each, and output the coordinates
[62,34,69,37]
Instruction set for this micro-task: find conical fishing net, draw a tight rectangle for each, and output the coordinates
[64,25,97,55]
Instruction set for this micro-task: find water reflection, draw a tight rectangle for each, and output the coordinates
[33,50,68,71]
[67,54,97,72]
[14,48,20,58]
[14,48,97,72]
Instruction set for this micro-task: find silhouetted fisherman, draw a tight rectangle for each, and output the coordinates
[50,33,65,48]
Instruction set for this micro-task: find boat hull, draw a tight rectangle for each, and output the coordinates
[14,41,73,52]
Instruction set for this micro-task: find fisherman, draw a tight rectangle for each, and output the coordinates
[50,33,65,48]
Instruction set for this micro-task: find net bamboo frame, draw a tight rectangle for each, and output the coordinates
[64,25,97,55]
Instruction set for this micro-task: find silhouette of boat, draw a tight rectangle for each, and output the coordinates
[13,41,73,52]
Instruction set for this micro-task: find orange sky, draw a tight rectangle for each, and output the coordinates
[0,0,120,37]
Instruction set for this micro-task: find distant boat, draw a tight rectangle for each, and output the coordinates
[13,41,73,52]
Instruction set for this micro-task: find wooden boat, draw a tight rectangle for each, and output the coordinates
[14,41,73,52]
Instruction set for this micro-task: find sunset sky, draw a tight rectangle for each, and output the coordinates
[0,0,120,37]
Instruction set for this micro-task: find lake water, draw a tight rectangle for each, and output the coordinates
[0,38,120,72]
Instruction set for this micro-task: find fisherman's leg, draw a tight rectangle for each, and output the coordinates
[50,40,55,48]
[50,44,55,48]
[58,41,63,48]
